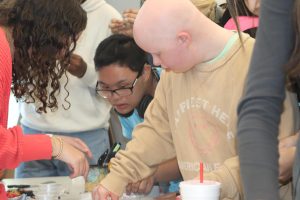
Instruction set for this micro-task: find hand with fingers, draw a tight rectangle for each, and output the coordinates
[109,9,139,37]
[279,132,299,148]
[51,136,92,179]
[122,9,139,26]
[279,146,296,184]
[68,53,87,78]
[126,175,155,195]
[92,184,119,200]
[109,19,126,33]
[278,133,299,184]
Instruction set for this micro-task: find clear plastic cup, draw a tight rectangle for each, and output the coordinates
[70,176,85,195]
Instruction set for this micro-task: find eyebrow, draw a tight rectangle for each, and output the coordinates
[98,79,130,86]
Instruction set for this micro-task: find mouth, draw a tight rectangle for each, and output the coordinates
[114,104,129,111]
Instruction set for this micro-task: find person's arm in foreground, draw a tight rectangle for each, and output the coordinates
[237,0,295,199]
[125,158,181,194]
[0,126,92,178]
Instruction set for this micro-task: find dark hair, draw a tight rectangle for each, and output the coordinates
[94,34,148,74]
[0,0,87,113]
[286,0,300,93]
[224,0,257,38]
[0,0,15,24]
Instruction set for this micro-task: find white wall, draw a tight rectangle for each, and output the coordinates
[106,0,140,13]
[106,0,227,12]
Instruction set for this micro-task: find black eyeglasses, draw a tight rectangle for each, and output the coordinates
[96,74,139,99]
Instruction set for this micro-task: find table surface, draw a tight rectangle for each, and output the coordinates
[2,176,71,190]
[2,176,94,200]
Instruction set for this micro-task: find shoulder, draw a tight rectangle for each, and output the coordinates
[0,27,6,42]
[0,27,12,65]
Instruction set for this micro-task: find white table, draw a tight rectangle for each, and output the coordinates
[3,176,71,189]
[3,176,92,200]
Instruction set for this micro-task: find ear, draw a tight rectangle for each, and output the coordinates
[176,31,191,47]
[142,64,152,80]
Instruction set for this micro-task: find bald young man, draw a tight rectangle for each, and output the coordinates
[92,0,298,199]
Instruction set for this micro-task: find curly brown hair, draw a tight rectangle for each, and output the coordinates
[0,0,87,113]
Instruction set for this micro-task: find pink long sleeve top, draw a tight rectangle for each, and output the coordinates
[0,27,52,199]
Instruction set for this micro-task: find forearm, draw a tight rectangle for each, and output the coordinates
[101,74,176,195]
[0,126,52,168]
[154,158,182,183]
[237,0,295,199]
[101,129,176,195]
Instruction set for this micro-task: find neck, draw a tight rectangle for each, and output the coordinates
[193,19,235,63]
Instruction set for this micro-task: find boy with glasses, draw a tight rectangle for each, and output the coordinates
[94,34,182,195]
[95,34,160,139]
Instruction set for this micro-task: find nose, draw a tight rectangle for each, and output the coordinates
[109,92,127,105]
[107,92,119,101]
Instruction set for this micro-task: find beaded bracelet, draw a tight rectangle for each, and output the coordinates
[52,136,64,159]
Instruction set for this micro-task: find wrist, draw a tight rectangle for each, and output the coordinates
[51,136,63,159]
[48,134,58,157]
[153,168,159,184]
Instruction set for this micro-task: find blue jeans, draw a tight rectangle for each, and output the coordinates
[15,125,109,178]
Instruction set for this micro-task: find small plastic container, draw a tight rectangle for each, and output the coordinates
[70,176,85,195]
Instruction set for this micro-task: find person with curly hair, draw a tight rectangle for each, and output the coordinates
[0,0,92,199]
[15,0,121,178]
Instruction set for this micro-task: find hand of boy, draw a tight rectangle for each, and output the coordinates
[92,184,119,200]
